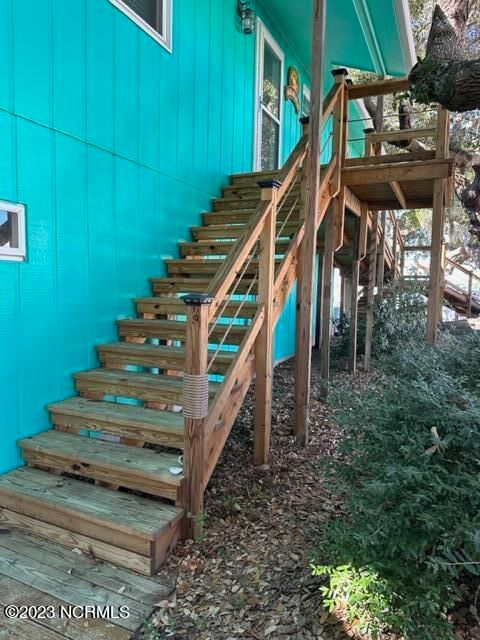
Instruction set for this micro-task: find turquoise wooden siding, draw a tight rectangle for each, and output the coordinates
[0,0,319,474]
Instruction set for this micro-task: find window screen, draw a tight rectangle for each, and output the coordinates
[123,0,159,30]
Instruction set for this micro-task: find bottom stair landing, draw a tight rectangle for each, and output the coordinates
[0,527,175,639]
[0,467,183,576]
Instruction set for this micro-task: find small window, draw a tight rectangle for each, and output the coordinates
[109,0,172,52]
[0,201,26,262]
[302,85,311,118]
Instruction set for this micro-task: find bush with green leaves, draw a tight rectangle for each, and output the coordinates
[313,328,480,639]
[331,280,428,364]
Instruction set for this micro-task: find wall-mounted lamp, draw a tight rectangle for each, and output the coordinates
[237,1,256,35]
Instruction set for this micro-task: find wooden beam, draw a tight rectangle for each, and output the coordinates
[334,188,346,251]
[390,181,407,209]
[367,127,437,144]
[344,186,362,216]
[347,77,410,100]
[359,202,369,260]
[364,211,378,371]
[320,205,335,397]
[346,150,436,168]
[342,158,453,186]
[294,0,327,446]
[314,254,323,350]
[254,184,277,466]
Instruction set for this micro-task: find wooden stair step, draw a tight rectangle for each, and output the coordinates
[0,467,183,574]
[191,221,299,240]
[179,238,290,257]
[229,169,281,184]
[75,368,220,404]
[166,257,282,276]
[151,276,259,295]
[19,431,183,501]
[222,183,301,198]
[136,296,258,318]
[48,397,184,448]
[213,193,299,211]
[203,208,300,225]
[97,341,235,375]
[118,318,249,345]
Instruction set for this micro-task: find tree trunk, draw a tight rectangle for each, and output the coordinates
[410,58,480,112]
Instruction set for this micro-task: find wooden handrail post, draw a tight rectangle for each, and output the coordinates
[331,68,348,194]
[182,293,213,541]
[254,180,278,466]
[294,0,326,446]
[364,127,375,158]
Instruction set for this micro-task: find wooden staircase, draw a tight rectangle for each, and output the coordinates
[0,99,338,574]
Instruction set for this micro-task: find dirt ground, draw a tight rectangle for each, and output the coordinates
[141,352,355,640]
[138,352,480,640]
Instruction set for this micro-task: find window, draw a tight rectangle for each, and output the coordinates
[302,85,311,118]
[109,0,172,51]
[0,201,26,262]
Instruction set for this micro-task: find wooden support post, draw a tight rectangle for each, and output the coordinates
[314,253,323,350]
[349,218,361,373]
[426,106,449,345]
[364,211,378,371]
[320,204,335,397]
[331,69,348,195]
[377,211,386,299]
[339,272,345,317]
[254,181,278,466]
[294,0,326,446]
[468,272,473,318]
[182,293,213,541]
[392,216,398,280]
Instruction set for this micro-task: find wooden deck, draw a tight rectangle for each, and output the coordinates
[0,529,174,639]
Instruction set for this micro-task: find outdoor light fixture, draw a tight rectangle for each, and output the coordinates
[237,1,255,34]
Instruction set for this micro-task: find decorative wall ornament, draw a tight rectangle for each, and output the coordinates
[285,67,300,113]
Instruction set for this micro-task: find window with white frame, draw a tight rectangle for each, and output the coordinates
[109,0,172,51]
[302,85,311,118]
[0,201,26,262]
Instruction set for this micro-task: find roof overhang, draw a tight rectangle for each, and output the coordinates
[260,0,417,77]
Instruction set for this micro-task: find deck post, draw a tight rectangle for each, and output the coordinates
[320,204,335,397]
[294,0,326,445]
[467,272,473,318]
[377,211,386,299]
[314,253,323,350]
[364,210,378,371]
[426,106,449,344]
[349,217,361,373]
[182,293,213,541]
[254,181,278,466]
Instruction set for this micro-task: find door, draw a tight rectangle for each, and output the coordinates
[254,22,284,171]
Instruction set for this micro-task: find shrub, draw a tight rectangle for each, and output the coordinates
[313,333,480,639]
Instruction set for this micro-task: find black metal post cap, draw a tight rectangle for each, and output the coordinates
[364,127,376,134]
[299,116,310,126]
[331,67,349,78]
[181,293,215,306]
[257,179,282,189]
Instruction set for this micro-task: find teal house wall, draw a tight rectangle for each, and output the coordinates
[0,0,414,474]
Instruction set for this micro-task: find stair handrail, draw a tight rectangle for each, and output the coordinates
[181,75,347,540]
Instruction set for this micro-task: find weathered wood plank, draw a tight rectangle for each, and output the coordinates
[20,431,182,501]
[49,398,184,449]
[347,77,410,100]
[0,574,131,640]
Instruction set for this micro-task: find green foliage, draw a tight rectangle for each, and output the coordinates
[372,280,427,356]
[313,310,480,638]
